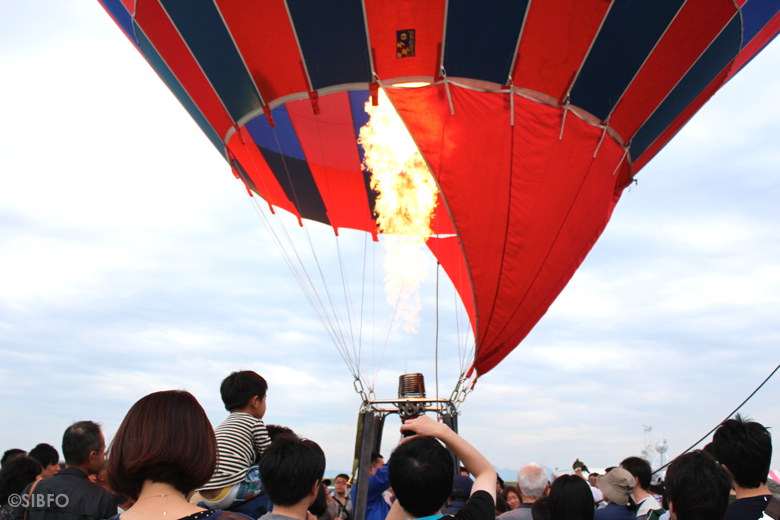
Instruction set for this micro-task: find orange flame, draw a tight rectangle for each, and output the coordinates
[359,88,438,334]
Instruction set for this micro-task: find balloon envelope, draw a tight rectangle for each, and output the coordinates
[99,0,780,377]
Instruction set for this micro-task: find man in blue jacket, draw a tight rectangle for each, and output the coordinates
[351,452,390,520]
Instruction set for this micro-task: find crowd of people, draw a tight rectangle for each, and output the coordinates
[0,370,777,520]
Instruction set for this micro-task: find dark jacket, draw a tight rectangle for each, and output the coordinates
[594,503,637,520]
[13,468,117,520]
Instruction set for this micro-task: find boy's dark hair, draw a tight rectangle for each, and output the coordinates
[336,473,350,481]
[0,456,43,504]
[531,496,552,520]
[1,450,26,467]
[620,456,652,490]
[221,370,268,411]
[62,421,104,466]
[665,450,731,520]
[549,475,594,520]
[389,436,454,518]
[28,444,60,468]
[107,390,217,500]
[259,435,325,507]
[711,414,772,488]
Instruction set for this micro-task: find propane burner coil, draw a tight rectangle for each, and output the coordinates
[398,373,426,398]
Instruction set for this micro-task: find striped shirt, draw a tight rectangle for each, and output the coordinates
[201,412,271,490]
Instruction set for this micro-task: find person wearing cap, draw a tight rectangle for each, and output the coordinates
[594,468,637,520]
[442,475,474,515]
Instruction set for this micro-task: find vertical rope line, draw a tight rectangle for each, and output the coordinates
[246,196,358,379]
[239,138,354,364]
[335,236,359,369]
[435,260,440,406]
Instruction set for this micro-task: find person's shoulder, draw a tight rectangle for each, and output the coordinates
[454,491,495,520]
[725,495,773,520]
[497,508,531,520]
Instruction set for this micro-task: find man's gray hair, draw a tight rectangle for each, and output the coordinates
[516,463,548,498]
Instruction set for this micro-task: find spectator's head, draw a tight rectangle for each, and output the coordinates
[369,451,385,476]
[259,434,325,508]
[665,450,731,520]
[517,463,549,502]
[62,421,105,474]
[587,473,599,488]
[107,390,217,500]
[502,486,521,510]
[1,450,26,468]
[0,456,42,506]
[28,443,60,479]
[711,414,772,489]
[309,482,329,517]
[334,473,349,496]
[497,475,505,493]
[220,370,268,417]
[620,457,652,492]
[389,435,454,518]
[597,468,635,508]
[267,424,297,442]
[451,475,474,502]
[549,475,595,520]
[531,496,552,520]
[496,497,508,515]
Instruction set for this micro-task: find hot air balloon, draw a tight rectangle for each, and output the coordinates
[98,0,780,507]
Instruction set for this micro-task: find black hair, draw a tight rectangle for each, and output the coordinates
[28,444,60,468]
[712,414,772,488]
[267,424,297,442]
[604,467,616,473]
[309,482,328,517]
[531,496,552,520]
[497,475,505,489]
[620,457,652,490]
[548,475,595,520]
[1,450,26,467]
[335,473,349,481]
[259,435,325,507]
[62,421,103,466]
[666,450,731,520]
[389,435,453,518]
[370,452,383,466]
[220,370,268,411]
[0,456,42,505]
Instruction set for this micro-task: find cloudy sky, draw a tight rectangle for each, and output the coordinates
[1,3,779,478]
